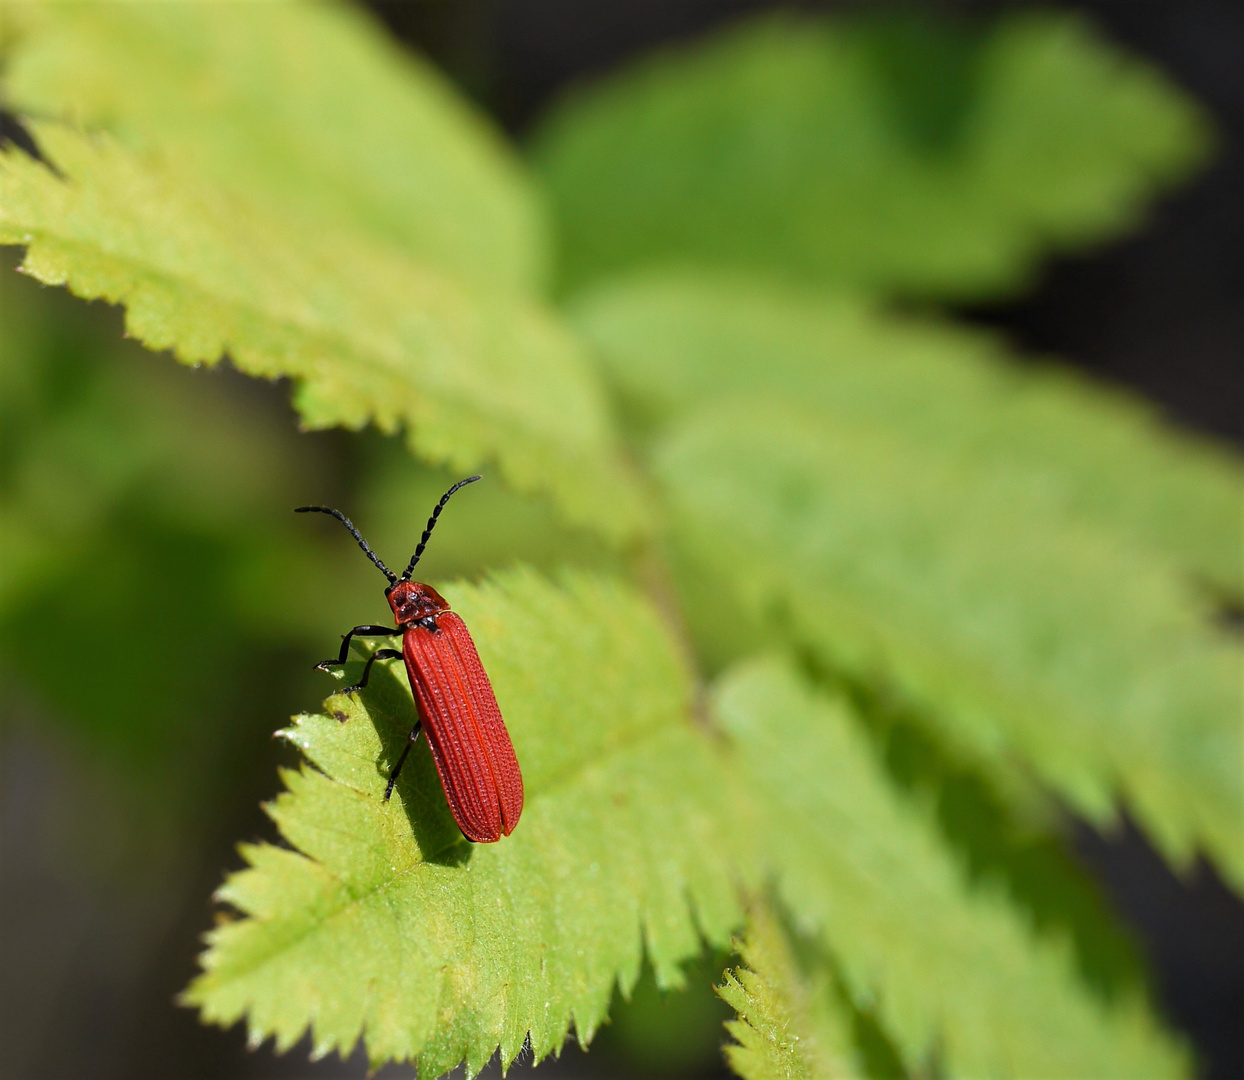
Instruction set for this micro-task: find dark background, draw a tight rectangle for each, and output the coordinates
[2,2,1239,1078]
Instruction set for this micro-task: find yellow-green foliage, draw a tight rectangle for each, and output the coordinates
[0,6,645,543]
[0,3,1235,1077]
[0,255,357,794]
[572,271,1243,592]
[575,270,1243,887]
[572,270,1243,887]
[5,0,542,291]
[532,11,1209,297]
[184,571,753,1075]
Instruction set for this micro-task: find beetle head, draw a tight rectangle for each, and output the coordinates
[387,580,450,625]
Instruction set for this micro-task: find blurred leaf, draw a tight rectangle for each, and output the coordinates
[718,902,863,1080]
[0,266,349,801]
[532,11,1209,298]
[185,570,752,1075]
[657,396,1244,890]
[0,0,648,543]
[576,271,1242,900]
[850,8,985,158]
[0,123,645,543]
[717,659,1187,1080]
[4,0,544,293]
[827,660,1147,1004]
[572,271,1243,594]
[0,262,332,605]
[355,445,623,588]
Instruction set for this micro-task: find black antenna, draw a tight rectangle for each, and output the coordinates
[295,506,396,584]
[400,475,481,582]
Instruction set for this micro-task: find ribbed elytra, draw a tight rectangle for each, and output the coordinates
[296,477,523,842]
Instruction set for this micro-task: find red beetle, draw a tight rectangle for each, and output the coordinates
[297,477,523,843]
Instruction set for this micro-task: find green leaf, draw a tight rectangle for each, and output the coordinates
[0,1,648,542]
[656,395,1244,889]
[0,260,357,794]
[718,903,862,1080]
[572,270,1243,599]
[4,0,544,293]
[830,663,1147,1004]
[717,659,1188,1080]
[532,10,1209,298]
[184,569,752,1075]
[0,123,645,542]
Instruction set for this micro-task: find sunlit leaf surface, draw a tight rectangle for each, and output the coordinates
[186,570,750,1075]
[0,1,647,541]
[5,0,544,291]
[0,4,1227,1076]
[0,125,645,542]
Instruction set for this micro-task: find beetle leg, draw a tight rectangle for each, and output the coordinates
[383,721,423,802]
[338,648,403,696]
[316,625,401,670]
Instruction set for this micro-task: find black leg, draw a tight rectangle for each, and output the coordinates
[316,625,400,670]
[338,649,403,696]
[384,722,422,801]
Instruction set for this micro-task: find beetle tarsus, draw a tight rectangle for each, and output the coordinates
[384,721,423,801]
[338,648,403,696]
